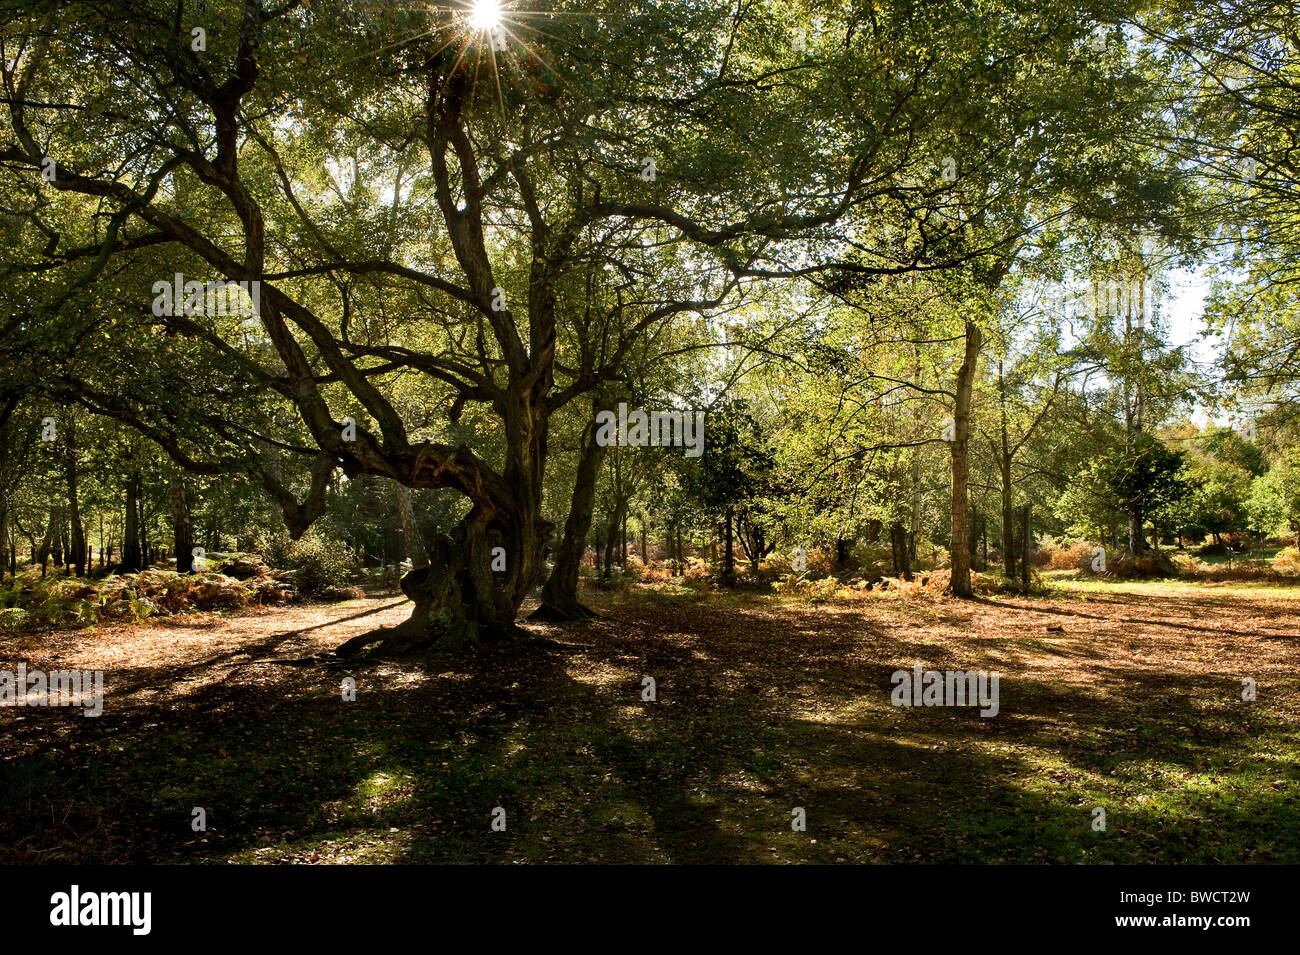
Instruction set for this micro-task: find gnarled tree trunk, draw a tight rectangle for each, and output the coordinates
[337,390,551,656]
[394,480,430,569]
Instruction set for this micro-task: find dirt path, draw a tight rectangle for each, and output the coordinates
[1,593,411,669]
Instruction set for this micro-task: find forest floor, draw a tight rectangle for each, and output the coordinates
[1,578,1297,863]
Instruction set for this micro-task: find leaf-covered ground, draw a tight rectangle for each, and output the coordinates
[1,580,1297,863]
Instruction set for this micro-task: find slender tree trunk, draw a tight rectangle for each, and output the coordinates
[123,471,141,572]
[948,320,982,597]
[171,466,195,573]
[537,408,607,619]
[1001,487,1015,579]
[998,360,1015,580]
[910,346,923,562]
[722,506,736,586]
[0,485,7,584]
[139,493,150,567]
[0,434,7,582]
[602,512,617,579]
[890,522,912,579]
[37,506,59,576]
[64,425,85,576]
[601,481,630,583]
[1020,503,1031,589]
[1128,511,1144,557]
[1124,285,1146,558]
[910,451,921,563]
[53,521,64,571]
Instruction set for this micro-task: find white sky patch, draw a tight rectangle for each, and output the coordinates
[1163,266,1214,366]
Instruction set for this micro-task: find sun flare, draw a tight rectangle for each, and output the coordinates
[468,0,504,31]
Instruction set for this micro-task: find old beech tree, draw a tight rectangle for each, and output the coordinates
[1,0,1155,647]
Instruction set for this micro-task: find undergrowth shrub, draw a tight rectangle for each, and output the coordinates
[255,526,293,571]
[1036,537,1102,572]
[286,529,355,596]
[0,607,31,633]
[1109,550,1179,579]
[0,566,296,634]
[1273,546,1300,575]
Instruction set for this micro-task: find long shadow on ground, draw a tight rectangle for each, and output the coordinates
[1,599,1296,863]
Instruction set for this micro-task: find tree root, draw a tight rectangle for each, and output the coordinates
[333,616,529,658]
[528,600,601,622]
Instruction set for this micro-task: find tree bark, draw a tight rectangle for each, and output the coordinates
[602,505,619,580]
[59,424,83,576]
[139,491,150,567]
[171,465,194,573]
[0,491,7,585]
[948,320,982,597]
[36,507,58,576]
[909,452,921,563]
[721,506,737,586]
[340,387,552,654]
[394,480,430,569]
[998,360,1016,580]
[336,509,516,656]
[890,521,912,579]
[123,471,141,572]
[1020,503,1031,589]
